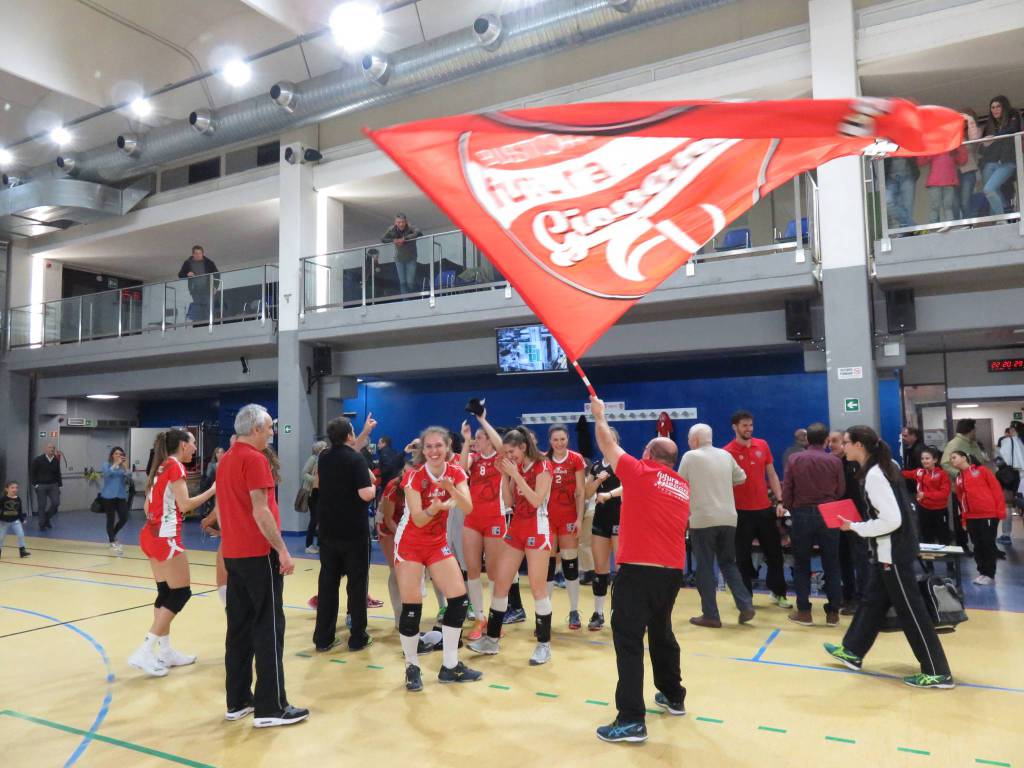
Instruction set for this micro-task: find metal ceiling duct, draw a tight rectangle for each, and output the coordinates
[0,177,151,238]
[43,0,731,184]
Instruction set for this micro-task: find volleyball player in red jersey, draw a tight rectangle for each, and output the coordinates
[459,409,507,640]
[129,428,216,677]
[377,464,414,626]
[469,426,556,666]
[395,427,482,691]
[545,424,587,629]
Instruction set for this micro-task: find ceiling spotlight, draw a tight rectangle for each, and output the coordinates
[0,148,12,166]
[116,133,140,156]
[473,15,503,50]
[329,2,383,52]
[86,394,119,400]
[50,126,72,146]
[56,156,76,175]
[270,82,297,112]
[130,97,152,118]
[189,108,215,135]
[3,173,22,187]
[3,103,10,112]
[361,53,389,84]
[222,59,252,87]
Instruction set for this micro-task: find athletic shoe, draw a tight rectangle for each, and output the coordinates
[996,535,1012,545]
[438,661,483,684]
[158,647,197,667]
[823,643,863,671]
[771,594,792,609]
[568,610,582,630]
[304,545,319,555]
[580,571,595,586]
[225,705,254,721]
[348,636,373,652]
[128,647,168,677]
[972,575,995,586]
[529,642,551,666]
[554,572,567,589]
[825,611,840,626]
[503,608,527,624]
[405,664,423,692]
[903,673,955,690]
[253,705,310,728]
[467,635,500,655]
[839,602,857,616]
[315,638,342,653]
[654,690,686,716]
[367,595,384,608]
[787,610,813,627]
[19,547,30,558]
[110,542,124,556]
[307,595,318,609]
[596,719,647,743]
[467,620,487,641]
[588,612,605,631]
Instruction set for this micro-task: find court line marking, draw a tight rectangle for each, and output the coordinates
[19,545,217,568]
[0,710,215,768]
[826,736,856,744]
[0,606,113,767]
[975,759,1011,767]
[0,559,217,587]
[752,628,780,661]
[489,684,510,690]
[696,716,724,724]
[758,726,787,733]
[898,747,930,756]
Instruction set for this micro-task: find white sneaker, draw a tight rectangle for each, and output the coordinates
[467,635,500,655]
[111,542,124,556]
[158,647,197,667]
[225,705,254,721]
[529,642,551,666]
[304,545,319,555]
[972,575,995,586]
[129,647,168,677]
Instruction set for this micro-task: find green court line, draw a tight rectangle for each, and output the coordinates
[645,709,663,716]
[696,716,724,724]
[295,651,311,658]
[975,759,1011,767]
[898,747,930,756]
[758,726,787,734]
[329,659,347,665]
[535,692,558,699]
[585,700,609,706]
[826,736,856,744]
[367,664,384,670]
[0,710,215,768]
[488,684,510,690]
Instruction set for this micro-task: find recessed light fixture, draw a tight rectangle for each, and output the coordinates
[222,59,252,87]
[50,126,72,146]
[130,97,152,118]
[329,2,383,52]
[356,377,364,382]
[0,148,12,166]
[86,394,119,400]
[954,403,979,409]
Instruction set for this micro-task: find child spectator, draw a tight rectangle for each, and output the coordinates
[950,451,1005,585]
[918,145,967,227]
[902,447,951,544]
[1,481,31,558]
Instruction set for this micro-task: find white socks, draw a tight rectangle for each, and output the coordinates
[142,632,160,653]
[594,594,606,614]
[567,578,580,612]
[467,578,484,619]
[217,586,227,606]
[388,571,402,627]
[442,626,460,669]
[491,595,509,613]
[400,632,420,667]
[535,597,552,617]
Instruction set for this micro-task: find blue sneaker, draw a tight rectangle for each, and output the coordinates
[654,690,686,716]
[554,572,567,589]
[596,719,647,743]
[503,608,527,624]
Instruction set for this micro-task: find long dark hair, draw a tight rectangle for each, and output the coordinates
[546,424,569,459]
[846,425,900,485]
[987,95,1013,131]
[108,446,125,463]
[503,426,543,464]
[146,429,192,492]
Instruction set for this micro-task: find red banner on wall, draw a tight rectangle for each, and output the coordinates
[367,99,962,363]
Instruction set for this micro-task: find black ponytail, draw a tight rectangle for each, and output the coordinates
[146,428,192,492]
[846,425,900,485]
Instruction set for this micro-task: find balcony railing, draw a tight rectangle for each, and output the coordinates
[7,264,278,350]
[867,130,1024,252]
[301,173,819,315]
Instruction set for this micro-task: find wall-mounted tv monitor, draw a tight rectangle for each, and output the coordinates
[496,324,568,375]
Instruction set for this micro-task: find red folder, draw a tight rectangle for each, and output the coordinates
[818,499,862,528]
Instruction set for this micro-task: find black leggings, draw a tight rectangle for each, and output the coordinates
[101,497,129,543]
[306,490,319,548]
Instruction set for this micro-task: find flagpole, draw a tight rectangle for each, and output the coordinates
[571,360,597,398]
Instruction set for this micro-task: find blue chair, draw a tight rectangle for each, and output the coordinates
[718,228,751,251]
[779,217,809,243]
[434,269,457,291]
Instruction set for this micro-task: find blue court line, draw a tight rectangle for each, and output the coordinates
[752,629,780,661]
[34,573,211,597]
[1,605,114,767]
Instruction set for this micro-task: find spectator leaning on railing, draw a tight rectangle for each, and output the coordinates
[979,95,1022,216]
[381,213,423,296]
[178,245,220,323]
[917,143,967,227]
[957,109,982,219]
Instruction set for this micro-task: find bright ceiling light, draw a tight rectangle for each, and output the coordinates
[954,403,979,409]
[130,97,152,118]
[50,126,72,146]
[0,148,12,166]
[329,2,383,52]
[86,394,119,400]
[222,59,252,87]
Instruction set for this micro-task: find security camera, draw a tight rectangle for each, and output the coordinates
[283,145,323,165]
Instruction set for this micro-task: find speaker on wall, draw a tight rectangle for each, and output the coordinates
[885,288,916,333]
[312,346,333,377]
[785,299,813,341]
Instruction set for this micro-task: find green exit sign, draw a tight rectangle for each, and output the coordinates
[844,398,861,413]
[283,424,293,434]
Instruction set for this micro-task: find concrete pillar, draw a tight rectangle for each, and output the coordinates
[0,366,32,493]
[809,0,879,430]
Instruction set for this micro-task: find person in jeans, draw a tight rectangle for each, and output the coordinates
[1,481,30,558]
[31,443,62,531]
[824,425,954,690]
[381,213,423,295]
[782,422,845,627]
[99,446,130,555]
[956,109,982,219]
[951,451,1005,586]
[178,245,220,324]
[884,157,918,231]
[979,95,1021,216]
[917,144,967,226]
[996,424,1023,544]
[677,423,754,629]
[589,396,689,745]
[725,410,790,610]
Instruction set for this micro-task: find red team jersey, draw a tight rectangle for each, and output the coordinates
[724,438,774,511]
[504,459,553,551]
[465,451,507,538]
[140,457,186,560]
[547,450,586,525]
[396,462,468,565]
[379,476,407,534]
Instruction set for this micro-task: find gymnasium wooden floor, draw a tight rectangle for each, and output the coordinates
[2,536,1022,768]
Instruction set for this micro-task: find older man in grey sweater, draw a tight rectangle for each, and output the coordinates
[678,424,755,628]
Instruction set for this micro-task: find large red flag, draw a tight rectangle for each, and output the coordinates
[366,99,961,368]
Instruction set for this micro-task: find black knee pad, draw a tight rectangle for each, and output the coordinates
[163,586,192,614]
[593,573,609,597]
[154,581,169,609]
[563,557,579,581]
[399,603,422,637]
[546,557,556,582]
[443,594,468,629]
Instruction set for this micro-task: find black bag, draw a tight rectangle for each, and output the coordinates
[90,495,104,514]
[920,575,968,630]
